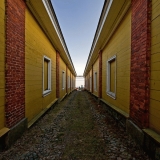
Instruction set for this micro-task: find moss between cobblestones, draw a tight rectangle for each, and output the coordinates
[61,91,106,159]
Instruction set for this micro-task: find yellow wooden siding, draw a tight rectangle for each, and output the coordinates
[59,56,67,99]
[85,75,87,89]
[70,74,72,90]
[0,0,5,129]
[102,9,131,114]
[93,58,99,96]
[85,74,88,90]
[71,73,73,91]
[150,0,160,133]
[89,69,92,92]
[87,73,90,90]
[88,73,90,90]
[72,75,75,90]
[73,75,75,90]
[67,69,71,94]
[72,74,74,91]
[25,9,56,122]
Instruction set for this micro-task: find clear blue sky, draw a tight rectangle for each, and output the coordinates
[51,0,104,76]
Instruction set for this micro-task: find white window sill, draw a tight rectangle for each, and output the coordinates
[43,90,51,97]
[107,91,116,99]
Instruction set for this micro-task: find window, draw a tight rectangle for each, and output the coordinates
[94,72,97,91]
[107,55,116,99]
[43,56,51,96]
[68,76,70,88]
[62,71,65,90]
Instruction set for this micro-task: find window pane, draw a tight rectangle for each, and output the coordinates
[94,72,97,91]
[62,72,65,89]
[110,59,115,93]
[44,60,48,90]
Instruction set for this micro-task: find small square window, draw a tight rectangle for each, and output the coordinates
[107,55,116,99]
[43,56,51,96]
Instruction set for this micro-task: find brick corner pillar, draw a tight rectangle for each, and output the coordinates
[99,50,102,98]
[5,0,26,129]
[56,51,60,99]
[130,0,151,128]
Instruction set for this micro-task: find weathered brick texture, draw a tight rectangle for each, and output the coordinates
[99,51,102,98]
[5,0,25,128]
[56,52,60,98]
[130,0,151,128]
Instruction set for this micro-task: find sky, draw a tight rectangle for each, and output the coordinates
[51,0,104,76]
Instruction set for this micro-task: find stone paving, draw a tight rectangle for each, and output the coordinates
[0,91,152,160]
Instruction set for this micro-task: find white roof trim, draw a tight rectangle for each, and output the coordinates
[42,0,76,75]
[84,0,113,75]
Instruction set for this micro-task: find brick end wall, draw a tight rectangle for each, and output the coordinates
[56,52,60,98]
[5,0,26,128]
[130,0,151,128]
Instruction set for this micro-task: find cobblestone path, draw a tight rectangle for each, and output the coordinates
[0,91,152,160]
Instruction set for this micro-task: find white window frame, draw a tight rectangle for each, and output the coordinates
[68,76,70,88]
[62,71,65,90]
[94,72,97,91]
[106,55,116,99]
[43,56,51,96]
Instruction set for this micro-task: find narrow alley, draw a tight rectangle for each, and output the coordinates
[0,91,151,160]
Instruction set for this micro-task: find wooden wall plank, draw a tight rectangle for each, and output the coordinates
[102,9,131,114]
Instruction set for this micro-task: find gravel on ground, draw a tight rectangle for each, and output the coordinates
[0,91,152,160]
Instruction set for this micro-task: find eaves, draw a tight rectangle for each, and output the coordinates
[83,0,131,76]
[26,0,77,76]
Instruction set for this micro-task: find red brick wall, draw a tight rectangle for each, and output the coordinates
[130,0,151,128]
[99,51,102,98]
[5,0,26,128]
[56,52,60,98]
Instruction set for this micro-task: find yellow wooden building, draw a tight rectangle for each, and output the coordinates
[150,0,160,135]
[25,0,76,127]
[0,0,76,149]
[1,0,160,158]
[84,0,131,117]
[84,0,160,158]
